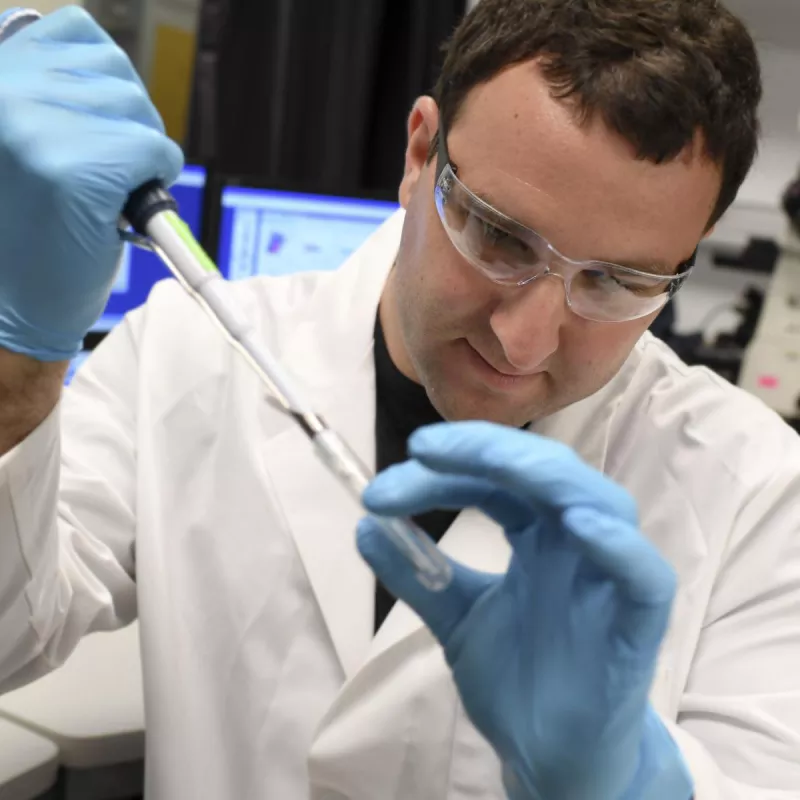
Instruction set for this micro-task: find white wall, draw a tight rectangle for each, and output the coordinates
[731,41,800,210]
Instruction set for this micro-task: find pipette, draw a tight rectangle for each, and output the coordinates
[124,184,453,591]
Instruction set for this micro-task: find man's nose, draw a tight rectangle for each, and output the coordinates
[489,274,569,372]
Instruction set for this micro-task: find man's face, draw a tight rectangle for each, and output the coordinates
[382,61,721,426]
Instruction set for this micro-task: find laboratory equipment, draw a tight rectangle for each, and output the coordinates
[738,226,800,419]
[125,186,451,591]
[736,120,800,421]
[0,6,40,37]
[784,168,800,237]
[216,183,398,279]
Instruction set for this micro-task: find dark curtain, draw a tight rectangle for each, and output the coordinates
[187,0,466,196]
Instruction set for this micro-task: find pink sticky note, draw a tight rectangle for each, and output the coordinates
[758,376,780,389]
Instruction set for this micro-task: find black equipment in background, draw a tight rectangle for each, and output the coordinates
[713,237,781,274]
[687,287,765,385]
[187,0,466,197]
[650,288,766,386]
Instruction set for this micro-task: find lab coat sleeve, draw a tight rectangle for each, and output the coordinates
[0,319,140,695]
[669,437,800,798]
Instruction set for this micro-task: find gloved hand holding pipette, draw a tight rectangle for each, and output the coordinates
[0,6,451,588]
[0,6,183,361]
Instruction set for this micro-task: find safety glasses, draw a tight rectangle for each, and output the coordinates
[433,129,696,323]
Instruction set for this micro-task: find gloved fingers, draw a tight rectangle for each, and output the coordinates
[41,41,148,90]
[27,73,164,134]
[16,111,184,199]
[363,459,534,532]
[17,11,148,93]
[408,422,638,523]
[357,517,498,645]
[23,6,115,46]
[562,507,676,644]
[35,72,166,132]
[113,125,184,189]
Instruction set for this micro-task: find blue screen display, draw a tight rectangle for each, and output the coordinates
[92,165,207,332]
[216,187,398,280]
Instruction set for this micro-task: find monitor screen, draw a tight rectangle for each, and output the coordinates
[216,186,399,280]
[92,165,207,333]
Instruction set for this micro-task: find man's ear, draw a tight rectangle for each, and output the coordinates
[399,97,439,210]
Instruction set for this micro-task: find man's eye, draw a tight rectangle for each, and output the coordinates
[584,270,663,296]
[479,219,531,256]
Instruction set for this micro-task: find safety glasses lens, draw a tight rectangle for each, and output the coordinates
[435,168,676,323]
[435,179,544,284]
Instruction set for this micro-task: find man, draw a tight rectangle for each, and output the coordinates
[0,2,798,798]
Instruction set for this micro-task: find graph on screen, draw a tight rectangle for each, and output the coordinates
[217,187,398,280]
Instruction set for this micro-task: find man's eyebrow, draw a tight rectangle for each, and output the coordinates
[470,187,688,277]
[471,187,528,226]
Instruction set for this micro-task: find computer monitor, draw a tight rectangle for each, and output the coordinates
[216,185,399,281]
[92,165,207,333]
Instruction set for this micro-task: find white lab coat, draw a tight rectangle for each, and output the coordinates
[0,211,799,799]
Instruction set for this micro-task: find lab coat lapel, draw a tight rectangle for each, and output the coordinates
[368,508,512,664]
[260,213,405,681]
[530,365,627,469]
[260,373,377,681]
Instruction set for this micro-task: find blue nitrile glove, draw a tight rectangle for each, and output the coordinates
[358,422,694,800]
[0,6,184,361]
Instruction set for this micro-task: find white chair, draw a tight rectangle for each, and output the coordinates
[0,717,59,800]
[0,623,145,800]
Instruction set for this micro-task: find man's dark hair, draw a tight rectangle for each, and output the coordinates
[433,0,762,229]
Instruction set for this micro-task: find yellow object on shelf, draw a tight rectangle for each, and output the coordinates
[148,23,196,145]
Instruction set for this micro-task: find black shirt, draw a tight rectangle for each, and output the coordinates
[373,312,460,631]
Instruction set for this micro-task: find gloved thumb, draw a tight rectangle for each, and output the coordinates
[357,517,497,645]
